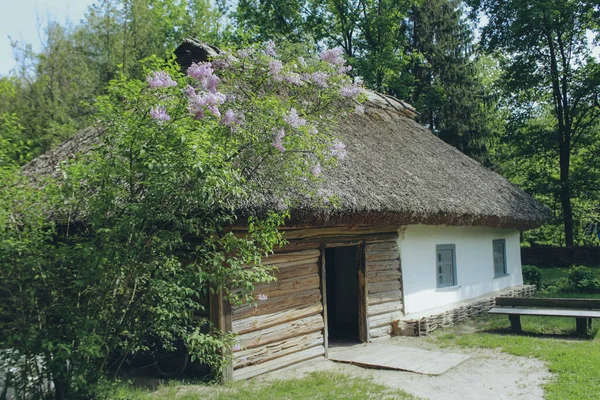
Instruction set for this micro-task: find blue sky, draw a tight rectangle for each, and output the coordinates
[0,0,96,76]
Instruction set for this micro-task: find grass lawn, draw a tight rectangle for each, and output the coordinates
[429,291,600,400]
[113,371,420,400]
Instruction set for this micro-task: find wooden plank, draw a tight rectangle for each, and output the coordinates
[489,308,600,318]
[319,244,329,358]
[367,269,401,283]
[368,290,402,306]
[232,301,323,334]
[272,242,320,253]
[210,289,233,383]
[495,297,600,309]
[232,289,321,319]
[366,260,400,272]
[282,226,399,240]
[236,314,324,349]
[365,250,400,262]
[368,311,403,328]
[328,344,469,375]
[275,263,318,280]
[262,249,321,265]
[368,301,403,317]
[369,325,392,338]
[358,242,369,343]
[368,280,401,294]
[233,331,323,368]
[366,242,399,253]
[251,275,320,299]
[233,345,325,380]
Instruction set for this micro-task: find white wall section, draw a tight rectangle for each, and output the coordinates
[399,225,523,314]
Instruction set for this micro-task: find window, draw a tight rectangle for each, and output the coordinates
[493,239,507,277]
[436,244,456,288]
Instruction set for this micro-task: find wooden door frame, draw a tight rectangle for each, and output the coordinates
[320,241,369,357]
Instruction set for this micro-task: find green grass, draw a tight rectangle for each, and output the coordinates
[429,291,600,400]
[111,371,420,400]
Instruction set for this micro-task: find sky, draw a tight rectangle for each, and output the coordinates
[0,0,96,76]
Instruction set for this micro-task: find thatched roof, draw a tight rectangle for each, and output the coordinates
[21,40,549,230]
[282,90,549,229]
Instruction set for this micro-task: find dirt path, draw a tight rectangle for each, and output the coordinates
[260,337,552,400]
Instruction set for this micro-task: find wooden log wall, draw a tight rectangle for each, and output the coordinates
[231,246,325,380]
[365,239,403,339]
[228,225,404,379]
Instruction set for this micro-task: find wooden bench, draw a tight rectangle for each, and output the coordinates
[489,297,600,335]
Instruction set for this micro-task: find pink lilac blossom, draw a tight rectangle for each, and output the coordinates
[354,104,365,115]
[340,83,363,98]
[187,91,226,118]
[187,62,214,81]
[284,108,307,128]
[237,47,255,58]
[233,343,241,351]
[264,40,277,57]
[150,106,170,121]
[221,108,244,129]
[272,128,286,152]
[283,72,303,85]
[308,126,318,135]
[240,356,247,363]
[150,106,171,121]
[147,71,177,89]
[319,47,345,65]
[257,293,268,301]
[330,140,347,160]
[268,60,283,75]
[310,164,322,178]
[204,75,220,94]
[310,71,329,88]
[338,65,352,74]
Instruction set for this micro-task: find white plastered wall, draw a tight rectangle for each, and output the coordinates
[399,224,523,315]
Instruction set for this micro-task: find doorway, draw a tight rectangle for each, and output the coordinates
[325,246,360,342]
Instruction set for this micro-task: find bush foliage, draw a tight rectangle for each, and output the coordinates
[0,43,363,399]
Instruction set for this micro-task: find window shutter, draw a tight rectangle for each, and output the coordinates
[437,245,456,288]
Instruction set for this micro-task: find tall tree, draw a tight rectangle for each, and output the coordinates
[406,0,494,161]
[471,0,600,246]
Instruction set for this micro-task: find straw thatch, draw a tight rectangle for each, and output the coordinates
[21,40,549,230]
[278,90,549,229]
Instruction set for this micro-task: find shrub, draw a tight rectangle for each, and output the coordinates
[522,265,542,289]
[568,265,595,286]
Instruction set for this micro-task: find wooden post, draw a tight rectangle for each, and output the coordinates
[508,315,522,333]
[319,244,329,358]
[210,289,233,382]
[358,241,369,343]
[576,317,587,335]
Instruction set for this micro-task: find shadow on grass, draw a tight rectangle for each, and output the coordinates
[477,325,598,341]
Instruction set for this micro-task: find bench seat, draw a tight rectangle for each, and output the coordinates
[489,307,600,319]
[489,297,600,335]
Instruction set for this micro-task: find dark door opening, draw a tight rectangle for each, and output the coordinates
[325,246,359,342]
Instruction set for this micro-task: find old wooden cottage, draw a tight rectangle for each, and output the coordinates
[23,40,548,381]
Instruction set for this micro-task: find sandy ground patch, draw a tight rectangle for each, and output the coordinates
[256,337,552,400]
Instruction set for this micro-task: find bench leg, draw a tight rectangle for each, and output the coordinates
[509,315,521,333]
[588,318,593,330]
[576,318,588,335]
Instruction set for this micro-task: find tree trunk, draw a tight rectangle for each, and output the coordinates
[559,140,574,247]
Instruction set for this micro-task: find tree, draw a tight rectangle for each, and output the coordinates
[234,0,410,94]
[406,0,495,162]
[471,0,600,246]
[0,43,363,399]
